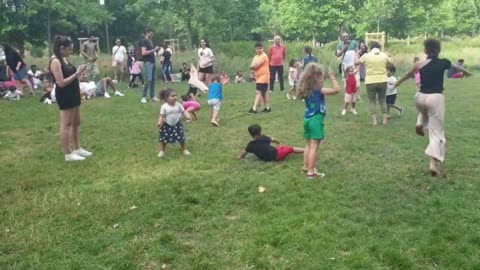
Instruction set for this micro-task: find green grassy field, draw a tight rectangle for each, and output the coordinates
[1,77,480,269]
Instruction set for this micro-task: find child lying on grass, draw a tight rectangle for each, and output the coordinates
[239,124,304,161]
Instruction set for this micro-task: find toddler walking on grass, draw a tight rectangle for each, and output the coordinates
[208,75,223,126]
[386,65,403,118]
[157,89,192,158]
[286,59,299,100]
[341,66,358,115]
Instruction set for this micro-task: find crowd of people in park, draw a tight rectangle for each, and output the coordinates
[0,29,474,178]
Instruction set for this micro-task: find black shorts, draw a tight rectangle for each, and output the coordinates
[187,86,198,96]
[386,94,397,105]
[256,83,269,92]
[198,65,213,74]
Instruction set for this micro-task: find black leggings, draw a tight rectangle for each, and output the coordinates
[129,74,144,87]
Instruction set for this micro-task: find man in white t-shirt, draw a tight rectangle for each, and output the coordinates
[27,64,43,89]
[111,39,127,81]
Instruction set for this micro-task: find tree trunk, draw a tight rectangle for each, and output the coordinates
[377,18,380,33]
[47,7,52,55]
[105,21,110,54]
[186,3,194,51]
[407,34,411,46]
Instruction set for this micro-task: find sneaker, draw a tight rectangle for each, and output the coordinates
[44,98,52,105]
[341,109,347,116]
[141,97,147,104]
[248,108,257,114]
[210,119,219,126]
[114,91,125,97]
[262,108,271,113]
[104,92,111,98]
[157,151,165,158]
[65,153,85,161]
[183,150,192,156]
[73,148,93,157]
[292,95,297,100]
[306,172,325,179]
[286,93,291,100]
[351,109,358,115]
[152,97,160,102]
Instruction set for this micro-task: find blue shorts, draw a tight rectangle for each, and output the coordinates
[14,66,28,81]
[386,94,397,105]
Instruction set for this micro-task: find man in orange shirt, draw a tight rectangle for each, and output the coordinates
[248,42,271,114]
[268,35,286,92]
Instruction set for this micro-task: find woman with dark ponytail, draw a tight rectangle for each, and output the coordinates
[301,46,318,70]
[50,35,91,161]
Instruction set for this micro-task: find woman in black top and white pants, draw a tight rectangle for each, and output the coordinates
[50,36,92,161]
[396,39,471,176]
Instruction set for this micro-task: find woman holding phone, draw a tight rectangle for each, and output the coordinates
[49,35,92,161]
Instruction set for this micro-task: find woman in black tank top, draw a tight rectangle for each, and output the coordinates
[395,39,471,177]
[50,36,92,162]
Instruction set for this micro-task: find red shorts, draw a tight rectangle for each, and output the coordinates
[276,145,294,161]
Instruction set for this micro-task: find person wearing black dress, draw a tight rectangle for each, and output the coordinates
[49,36,92,161]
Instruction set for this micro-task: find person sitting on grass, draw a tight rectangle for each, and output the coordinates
[180,62,190,81]
[238,124,304,162]
[235,70,246,83]
[220,71,230,85]
[79,71,125,99]
[447,59,466,79]
[27,64,43,89]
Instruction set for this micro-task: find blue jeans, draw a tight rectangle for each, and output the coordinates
[162,63,172,82]
[143,62,156,98]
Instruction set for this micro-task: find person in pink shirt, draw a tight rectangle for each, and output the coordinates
[181,94,201,121]
[268,35,287,92]
[128,57,144,88]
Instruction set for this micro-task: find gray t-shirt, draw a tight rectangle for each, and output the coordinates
[160,102,184,126]
[81,41,98,61]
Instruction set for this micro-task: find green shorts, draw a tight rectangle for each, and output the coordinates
[303,114,325,140]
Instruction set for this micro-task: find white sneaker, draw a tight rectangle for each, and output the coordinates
[183,150,191,156]
[341,109,347,116]
[293,95,297,100]
[73,148,93,157]
[152,97,160,102]
[104,92,111,98]
[114,91,124,97]
[286,93,291,100]
[351,109,358,115]
[141,97,147,104]
[157,151,165,158]
[65,153,85,161]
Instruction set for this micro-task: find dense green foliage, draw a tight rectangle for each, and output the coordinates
[1,0,479,51]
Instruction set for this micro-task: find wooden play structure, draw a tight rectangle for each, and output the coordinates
[365,32,386,50]
[164,39,179,55]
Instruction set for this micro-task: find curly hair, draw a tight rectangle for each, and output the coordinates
[424,38,441,57]
[298,63,325,99]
